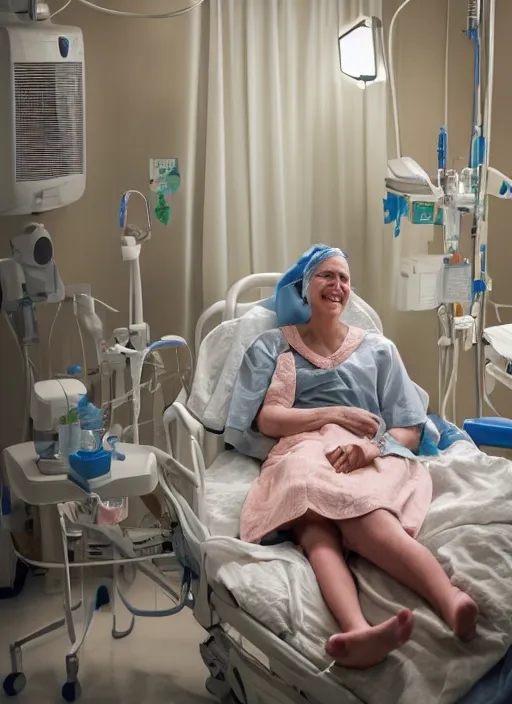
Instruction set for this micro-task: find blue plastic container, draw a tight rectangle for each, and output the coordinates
[463,417,512,449]
[68,448,112,480]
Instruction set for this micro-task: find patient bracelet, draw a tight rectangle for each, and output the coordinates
[368,436,386,456]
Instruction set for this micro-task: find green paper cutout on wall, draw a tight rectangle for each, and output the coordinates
[155,193,171,225]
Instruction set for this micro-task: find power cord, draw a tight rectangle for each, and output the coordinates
[51,0,205,20]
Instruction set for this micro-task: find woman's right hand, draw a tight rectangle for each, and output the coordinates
[336,407,379,438]
[326,442,381,473]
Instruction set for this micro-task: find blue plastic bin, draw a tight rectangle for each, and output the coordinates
[463,417,512,449]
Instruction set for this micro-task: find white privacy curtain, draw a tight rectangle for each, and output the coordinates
[202,0,389,313]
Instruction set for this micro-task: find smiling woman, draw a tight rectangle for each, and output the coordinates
[225,244,479,670]
[297,255,352,358]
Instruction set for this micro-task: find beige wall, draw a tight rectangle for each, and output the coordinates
[1,0,511,453]
[383,0,512,421]
[0,0,208,451]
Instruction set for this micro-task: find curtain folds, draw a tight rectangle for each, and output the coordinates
[200,0,388,319]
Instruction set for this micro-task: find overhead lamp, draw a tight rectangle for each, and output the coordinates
[339,16,382,86]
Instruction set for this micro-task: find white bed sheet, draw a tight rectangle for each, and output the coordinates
[202,442,512,704]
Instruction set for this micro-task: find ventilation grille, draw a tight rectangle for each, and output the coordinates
[14,62,84,182]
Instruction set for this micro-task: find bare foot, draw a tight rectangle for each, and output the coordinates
[446,588,479,642]
[325,609,413,669]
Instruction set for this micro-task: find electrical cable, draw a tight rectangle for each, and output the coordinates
[74,311,88,384]
[3,311,38,442]
[50,0,72,18]
[47,302,62,379]
[441,338,459,421]
[22,347,32,442]
[3,310,39,379]
[10,542,172,570]
[75,0,204,19]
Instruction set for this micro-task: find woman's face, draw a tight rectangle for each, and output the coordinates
[307,255,351,318]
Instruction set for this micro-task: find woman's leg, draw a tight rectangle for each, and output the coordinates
[338,510,478,642]
[294,513,413,668]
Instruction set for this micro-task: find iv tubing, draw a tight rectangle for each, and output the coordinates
[132,257,143,326]
[3,310,38,380]
[472,37,481,132]
[47,302,62,378]
[444,1,451,132]
[481,0,495,216]
[3,311,37,441]
[128,265,133,332]
[438,306,458,423]
[120,190,151,327]
[438,348,443,418]
[441,339,459,422]
[74,312,88,384]
[22,347,32,442]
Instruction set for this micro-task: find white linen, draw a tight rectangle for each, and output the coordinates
[188,306,277,432]
[203,441,512,704]
[204,450,260,537]
[484,323,512,361]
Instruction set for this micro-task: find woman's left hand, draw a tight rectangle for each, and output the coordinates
[326,443,380,474]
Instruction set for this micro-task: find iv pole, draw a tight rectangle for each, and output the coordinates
[469,0,495,418]
[386,0,499,422]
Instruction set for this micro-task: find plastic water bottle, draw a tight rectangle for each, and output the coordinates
[77,395,104,450]
[58,408,81,461]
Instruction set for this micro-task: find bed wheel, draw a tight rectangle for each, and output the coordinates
[95,585,110,609]
[3,672,26,697]
[206,675,231,698]
[220,692,243,704]
[62,680,81,702]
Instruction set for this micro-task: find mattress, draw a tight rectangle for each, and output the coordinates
[202,442,512,704]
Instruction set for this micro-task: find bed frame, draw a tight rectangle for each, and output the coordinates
[159,274,383,703]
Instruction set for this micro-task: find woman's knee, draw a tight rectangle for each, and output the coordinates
[293,514,340,555]
[339,510,391,552]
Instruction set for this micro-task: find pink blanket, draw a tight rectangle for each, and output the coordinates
[239,342,432,545]
[240,422,432,544]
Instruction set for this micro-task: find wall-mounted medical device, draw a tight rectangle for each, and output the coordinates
[11,223,65,303]
[0,223,64,343]
[397,255,472,312]
[0,223,64,305]
[0,13,86,215]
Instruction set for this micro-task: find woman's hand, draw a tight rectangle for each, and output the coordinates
[336,408,379,439]
[326,442,380,474]
[257,404,379,440]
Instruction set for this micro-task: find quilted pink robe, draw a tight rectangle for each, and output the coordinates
[239,327,432,544]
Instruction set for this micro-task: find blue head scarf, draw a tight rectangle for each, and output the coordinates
[263,244,348,326]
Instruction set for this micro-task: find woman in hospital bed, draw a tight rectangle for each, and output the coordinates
[225,245,479,670]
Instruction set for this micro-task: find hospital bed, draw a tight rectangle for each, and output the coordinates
[158,274,512,704]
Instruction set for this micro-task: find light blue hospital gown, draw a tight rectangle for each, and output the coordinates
[225,325,428,461]
[225,325,433,544]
